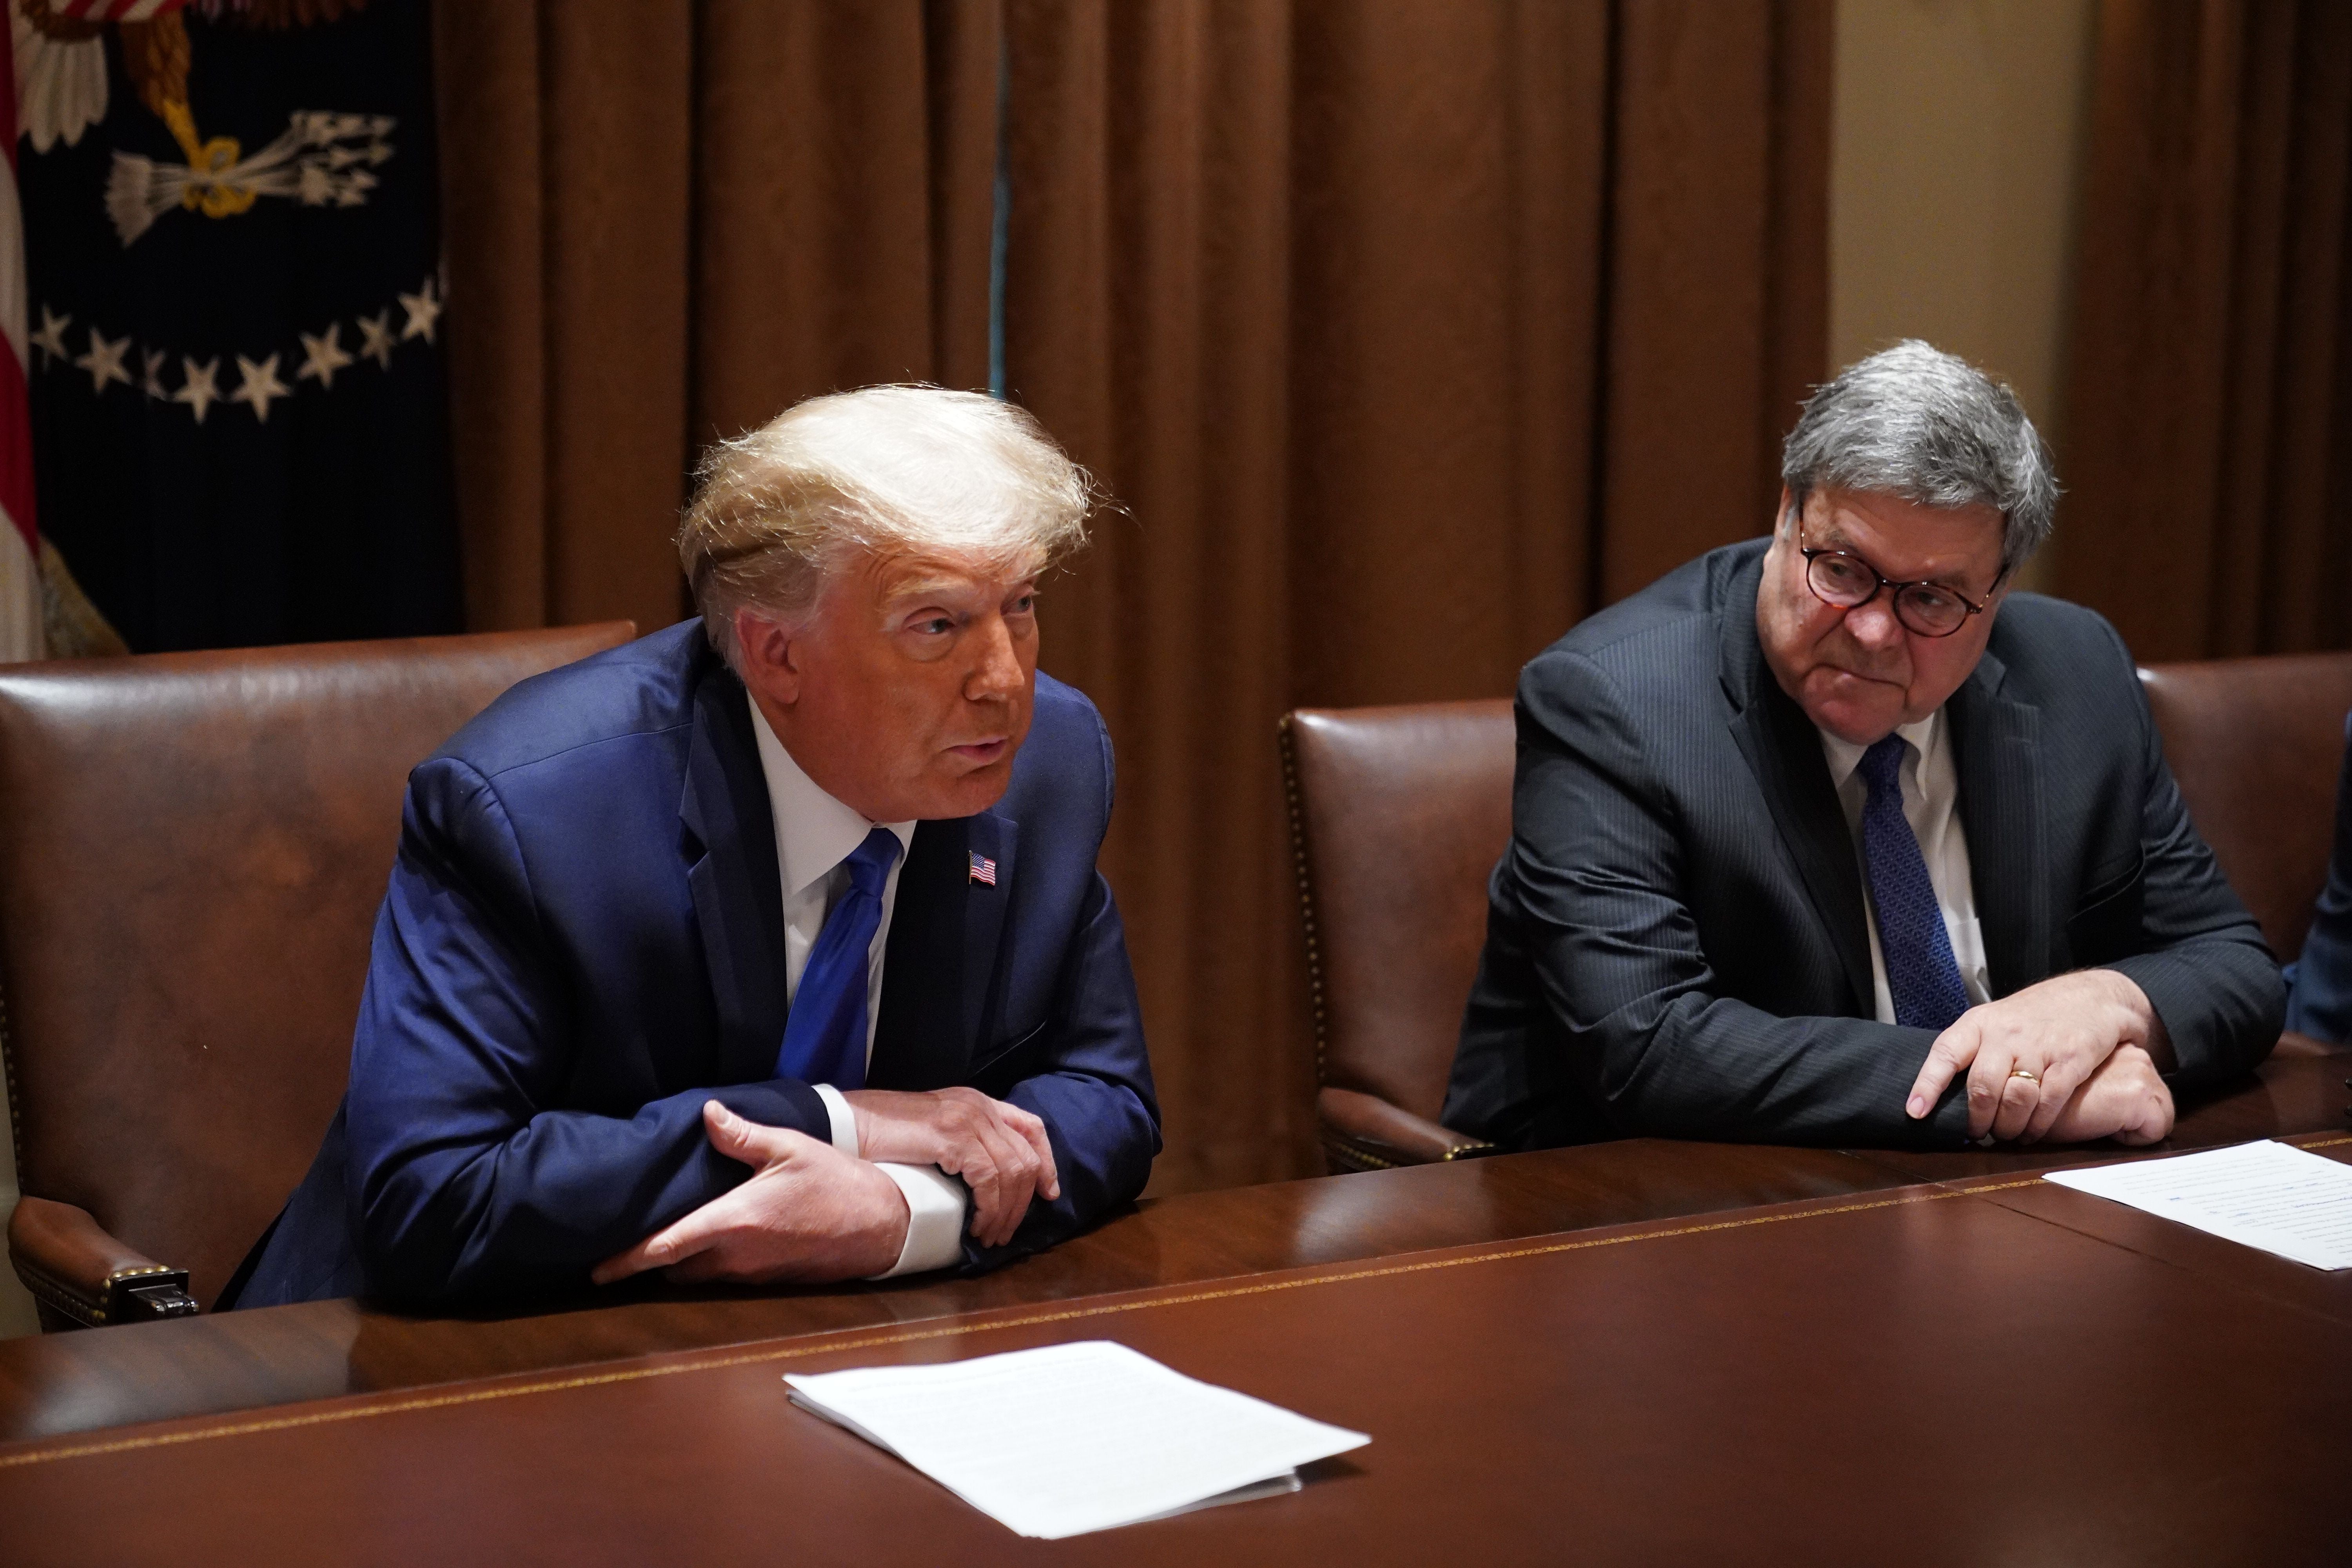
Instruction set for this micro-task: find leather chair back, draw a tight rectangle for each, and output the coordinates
[2141,651,2352,964]
[1281,702,1515,1168]
[0,624,635,1310]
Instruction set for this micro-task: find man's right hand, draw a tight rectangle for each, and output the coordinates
[590,1102,909,1286]
[2038,1043,2176,1146]
[842,1087,1060,1247]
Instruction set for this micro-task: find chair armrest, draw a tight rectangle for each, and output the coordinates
[8,1195,198,1328]
[1318,1085,1496,1173]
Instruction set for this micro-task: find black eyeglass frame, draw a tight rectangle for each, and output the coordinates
[1796,544,2002,639]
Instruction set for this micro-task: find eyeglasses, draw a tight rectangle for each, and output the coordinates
[1798,545,1994,638]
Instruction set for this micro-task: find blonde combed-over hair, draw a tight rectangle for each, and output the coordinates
[676,386,1094,672]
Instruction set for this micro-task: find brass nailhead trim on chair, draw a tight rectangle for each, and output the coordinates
[1276,715,1332,1089]
[0,966,24,1196]
[15,1260,101,1325]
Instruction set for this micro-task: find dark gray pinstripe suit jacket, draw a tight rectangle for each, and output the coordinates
[1444,539,2286,1151]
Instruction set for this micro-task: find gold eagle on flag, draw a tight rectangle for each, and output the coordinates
[12,0,388,245]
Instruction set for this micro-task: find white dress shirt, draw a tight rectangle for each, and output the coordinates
[1817,708,1993,1026]
[749,697,968,1276]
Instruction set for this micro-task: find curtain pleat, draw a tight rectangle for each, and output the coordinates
[2060,0,2352,660]
[434,0,1827,1194]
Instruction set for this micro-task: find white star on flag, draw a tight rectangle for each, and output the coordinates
[356,309,396,368]
[397,277,441,343]
[29,305,71,366]
[172,356,222,423]
[298,323,355,389]
[230,354,292,423]
[73,329,131,395]
[141,348,169,401]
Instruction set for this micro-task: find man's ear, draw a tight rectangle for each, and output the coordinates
[734,608,803,705]
[1774,485,1795,537]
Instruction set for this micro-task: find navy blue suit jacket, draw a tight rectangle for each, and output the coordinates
[232,622,1160,1309]
[1446,541,2285,1151]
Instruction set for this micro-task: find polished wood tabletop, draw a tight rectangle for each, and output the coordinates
[0,1044,2345,1563]
[2,1138,2347,1565]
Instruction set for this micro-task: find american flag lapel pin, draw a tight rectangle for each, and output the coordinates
[968,851,998,887]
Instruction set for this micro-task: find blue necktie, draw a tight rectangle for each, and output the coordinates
[775,826,902,1089]
[1857,735,1970,1030]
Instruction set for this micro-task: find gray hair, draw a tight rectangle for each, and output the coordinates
[677,385,1094,673]
[1779,340,2057,582]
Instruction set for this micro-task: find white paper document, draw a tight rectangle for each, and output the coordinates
[783,1339,1370,1539]
[2043,1139,2352,1270]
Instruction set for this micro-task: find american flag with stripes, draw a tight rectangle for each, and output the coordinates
[968,852,997,887]
[0,6,70,663]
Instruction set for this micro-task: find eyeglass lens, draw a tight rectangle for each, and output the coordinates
[1806,552,1969,637]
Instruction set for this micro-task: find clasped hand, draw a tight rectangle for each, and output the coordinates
[593,1102,908,1286]
[1903,969,2176,1145]
[844,1086,1060,1249]
[592,1086,1058,1287]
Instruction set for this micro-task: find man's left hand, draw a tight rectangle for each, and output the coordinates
[1904,969,2175,1142]
[844,1087,1059,1248]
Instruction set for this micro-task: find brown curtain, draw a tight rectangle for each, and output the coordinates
[432,1,998,638]
[2060,0,2352,661]
[1002,0,1826,1191]
[431,0,1827,1194]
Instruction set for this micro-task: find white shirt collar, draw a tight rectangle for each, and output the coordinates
[1818,707,1944,791]
[746,694,916,901]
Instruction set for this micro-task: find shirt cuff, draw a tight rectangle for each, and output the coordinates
[868,1163,969,1278]
[812,1083,859,1158]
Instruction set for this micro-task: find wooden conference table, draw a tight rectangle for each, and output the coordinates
[1,1044,2347,1565]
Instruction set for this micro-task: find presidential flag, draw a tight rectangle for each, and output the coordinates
[15,0,459,652]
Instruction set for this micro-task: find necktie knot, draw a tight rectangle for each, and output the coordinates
[1858,733,1907,800]
[843,826,902,899]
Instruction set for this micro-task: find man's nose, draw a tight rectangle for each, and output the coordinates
[1842,595,1906,651]
[964,614,1023,701]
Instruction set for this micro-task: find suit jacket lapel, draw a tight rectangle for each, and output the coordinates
[679,668,791,1085]
[1946,648,2047,997]
[869,810,1018,1089]
[1720,556,1877,1015]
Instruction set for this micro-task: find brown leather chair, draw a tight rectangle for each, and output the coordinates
[2141,651,2352,965]
[1280,701,1515,1172]
[0,623,634,1328]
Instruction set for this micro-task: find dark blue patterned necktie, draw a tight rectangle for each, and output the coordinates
[775,826,902,1090]
[1857,735,1970,1030]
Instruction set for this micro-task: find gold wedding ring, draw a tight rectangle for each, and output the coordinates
[2008,1068,2041,1085]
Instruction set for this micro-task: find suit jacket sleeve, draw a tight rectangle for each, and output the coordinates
[2285,714,2352,1044]
[2097,637,2288,1082]
[343,757,832,1307]
[1503,649,1975,1147]
[959,710,1160,1272]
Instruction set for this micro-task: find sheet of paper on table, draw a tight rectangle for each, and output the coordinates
[784,1339,1370,1539]
[2043,1138,2352,1270]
